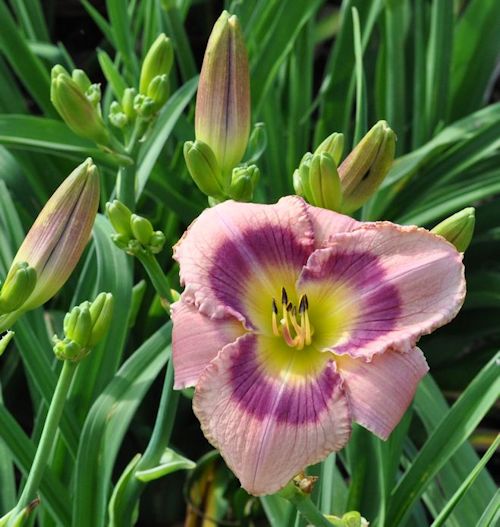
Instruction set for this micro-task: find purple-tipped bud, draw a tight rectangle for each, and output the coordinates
[195,11,250,176]
[11,158,100,311]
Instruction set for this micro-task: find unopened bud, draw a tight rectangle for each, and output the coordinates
[88,292,114,346]
[314,132,344,165]
[9,158,99,312]
[0,262,37,314]
[140,34,174,94]
[295,152,314,203]
[0,331,14,357]
[133,93,156,119]
[195,11,250,176]
[109,101,128,129]
[244,122,267,164]
[338,120,396,213]
[85,84,102,107]
[431,207,475,252]
[308,152,343,211]
[147,74,170,110]
[122,88,137,121]
[64,305,92,348]
[106,200,133,237]
[184,140,225,198]
[130,215,154,246]
[51,68,110,145]
[72,69,92,92]
[148,232,166,254]
[228,165,260,202]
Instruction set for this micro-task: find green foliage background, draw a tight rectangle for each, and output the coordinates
[0,0,498,526]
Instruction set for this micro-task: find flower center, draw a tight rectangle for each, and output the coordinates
[271,287,313,350]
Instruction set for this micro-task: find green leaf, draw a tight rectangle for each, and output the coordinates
[476,490,500,527]
[97,49,128,100]
[387,352,500,526]
[135,448,195,482]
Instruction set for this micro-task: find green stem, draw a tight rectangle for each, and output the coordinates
[116,164,136,211]
[287,493,334,527]
[15,361,77,511]
[136,252,174,305]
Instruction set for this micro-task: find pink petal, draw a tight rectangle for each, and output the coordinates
[297,222,465,359]
[171,300,245,388]
[338,347,429,439]
[173,196,314,329]
[304,202,360,248]
[193,333,351,495]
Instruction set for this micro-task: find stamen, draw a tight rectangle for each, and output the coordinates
[281,323,297,347]
[298,294,307,314]
[271,299,279,336]
[281,287,288,306]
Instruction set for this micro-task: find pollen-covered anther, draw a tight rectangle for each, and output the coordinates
[271,289,313,349]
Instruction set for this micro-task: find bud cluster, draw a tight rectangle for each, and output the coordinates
[184,11,260,203]
[294,121,396,214]
[53,293,114,362]
[106,200,166,256]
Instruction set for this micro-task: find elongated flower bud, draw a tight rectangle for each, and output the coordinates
[10,158,100,312]
[195,11,250,176]
[106,200,133,237]
[431,207,475,252]
[184,140,225,198]
[147,74,170,110]
[0,262,37,314]
[228,164,260,202]
[140,34,174,94]
[308,153,343,211]
[314,132,344,165]
[130,215,154,246]
[88,292,114,346]
[51,69,109,145]
[338,121,396,213]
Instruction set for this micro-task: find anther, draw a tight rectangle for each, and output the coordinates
[272,298,278,314]
[286,302,293,312]
[281,287,288,305]
[298,295,307,314]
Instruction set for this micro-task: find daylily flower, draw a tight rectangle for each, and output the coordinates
[172,196,465,495]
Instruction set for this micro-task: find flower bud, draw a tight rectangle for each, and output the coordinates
[85,84,102,107]
[88,292,114,346]
[122,88,137,121]
[0,331,14,357]
[133,93,156,120]
[184,140,225,198]
[139,34,174,94]
[308,152,343,211]
[106,200,133,237]
[0,262,37,315]
[245,122,267,164]
[314,132,344,165]
[148,231,166,254]
[72,69,92,92]
[51,68,110,145]
[228,165,260,202]
[109,101,128,129]
[431,207,475,252]
[9,158,100,312]
[64,305,92,348]
[195,11,250,176]
[295,152,314,203]
[147,74,170,110]
[338,120,396,213]
[130,214,154,246]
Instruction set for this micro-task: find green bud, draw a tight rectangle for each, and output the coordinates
[85,83,102,107]
[72,69,92,92]
[147,74,170,110]
[148,231,166,254]
[88,292,114,346]
[140,34,174,94]
[228,165,260,201]
[53,337,84,362]
[431,207,475,252]
[7,158,100,313]
[0,262,37,314]
[296,152,314,203]
[130,214,154,246]
[308,152,343,211]
[122,88,137,121]
[133,93,156,119]
[51,65,70,80]
[51,69,110,145]
[111,233,130,251]
[292,169,303,196]
[184,140,225,198]
[244,122,267,164]
[195,11,250,176]
[338,120,396,213]
[0,331,14,357]
[314,132,344,165]
[64,305,92,348]
[106,200,133,237]
[109,101,128,129]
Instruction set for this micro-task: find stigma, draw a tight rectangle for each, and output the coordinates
[271,287,313,350]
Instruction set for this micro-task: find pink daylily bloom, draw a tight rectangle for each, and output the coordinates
[172,196,465,495]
